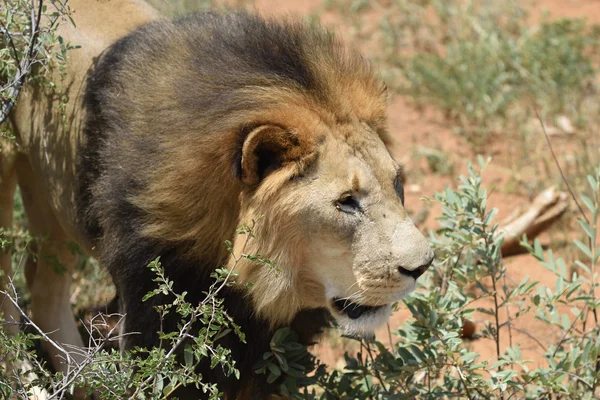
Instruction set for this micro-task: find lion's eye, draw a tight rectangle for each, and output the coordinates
[394,176,405,204]
[336,195,360,214]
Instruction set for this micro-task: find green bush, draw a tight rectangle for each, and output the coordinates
[2,155,599,398]
[271,158,600,399]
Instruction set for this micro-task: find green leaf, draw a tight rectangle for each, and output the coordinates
[587,174,598,192]
[155,375,164,393]
[577,219,596,242]
[268,363,281,378]
[184,344,194,367]
[573,239,592,259]
[581,194,597,215]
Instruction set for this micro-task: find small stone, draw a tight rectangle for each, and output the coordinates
[556,115,575,134]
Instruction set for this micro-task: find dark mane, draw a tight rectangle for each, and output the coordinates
[77,11,384,398]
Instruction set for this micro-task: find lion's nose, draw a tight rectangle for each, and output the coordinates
[398,255,434,280]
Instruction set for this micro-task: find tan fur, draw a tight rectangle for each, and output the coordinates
[0,139,18,337]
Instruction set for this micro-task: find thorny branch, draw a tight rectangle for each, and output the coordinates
[0,0,68,125]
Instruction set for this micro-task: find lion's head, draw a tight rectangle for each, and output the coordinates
[103,12,434,335]
[230,100,433,335]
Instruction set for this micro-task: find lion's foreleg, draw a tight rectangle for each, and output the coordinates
[0,145,19,336]
[15,156,86,383]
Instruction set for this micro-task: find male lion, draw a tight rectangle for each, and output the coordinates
[1,1,434,398]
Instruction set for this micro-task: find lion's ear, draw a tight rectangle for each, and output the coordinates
[239,125,307,186]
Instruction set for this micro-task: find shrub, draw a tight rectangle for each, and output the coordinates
[283,158,600,399]
[1,155,599,398]
[1,0,77,136]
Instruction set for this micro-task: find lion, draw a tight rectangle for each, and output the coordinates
[1,1,434,398]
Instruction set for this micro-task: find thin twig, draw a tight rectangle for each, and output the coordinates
[0,288,74,364]
[0,0,66,125]
[0,20,22,75]
[456,365,475,400]
[364,339,390,394]
[0,0,44,124]
[535,105,599,346]
[534,106,588,225]
[503,274,514,370]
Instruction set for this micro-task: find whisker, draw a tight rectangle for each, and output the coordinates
[340,288,368,312]
[342,281,362,297]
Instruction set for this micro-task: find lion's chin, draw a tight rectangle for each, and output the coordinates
[329,298,393,335]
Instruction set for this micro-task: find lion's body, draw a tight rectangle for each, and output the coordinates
[1,2,433,399]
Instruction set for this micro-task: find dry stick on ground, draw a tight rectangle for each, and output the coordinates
[411,188,568,258]
[497,186,569,257]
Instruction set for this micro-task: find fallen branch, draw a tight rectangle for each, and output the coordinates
[498,187,569,257]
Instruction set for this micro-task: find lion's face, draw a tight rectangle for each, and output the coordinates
[234,119,433,334]
[298,126,433,333]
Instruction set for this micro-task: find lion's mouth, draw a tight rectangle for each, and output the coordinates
[332,297,387,320]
